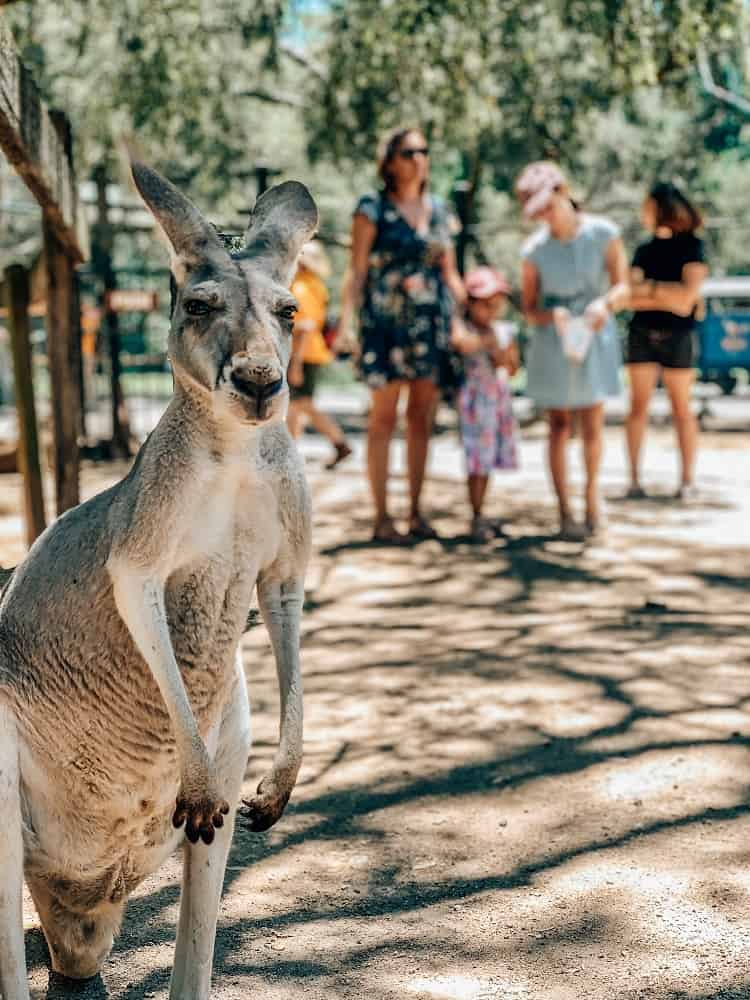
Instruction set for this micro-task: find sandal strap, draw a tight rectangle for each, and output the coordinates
[409,517,438,539]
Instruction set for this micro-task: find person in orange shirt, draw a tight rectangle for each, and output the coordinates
[287,241,352,469]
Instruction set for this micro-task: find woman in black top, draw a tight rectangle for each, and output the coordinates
[625,183,708,500]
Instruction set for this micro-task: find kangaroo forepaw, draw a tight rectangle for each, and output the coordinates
[240,776,291,832]
[173,794,230,845]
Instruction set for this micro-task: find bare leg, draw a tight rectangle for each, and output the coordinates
[288,398,351,468]
[286,399,307,439]
[405,378,440,531]
[662,367,698,488]
[170,659,251,1000]
[547,408,573,523]
[468,474,490,517]
[294,397,347,446]
[579,402,605,526]
[625,363,660,490]
[367,382,402,536]
[307,403,346,445]
[0,700,29,1000]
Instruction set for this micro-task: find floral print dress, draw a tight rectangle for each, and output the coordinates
[458,321,519,476]
[354,192,461,390]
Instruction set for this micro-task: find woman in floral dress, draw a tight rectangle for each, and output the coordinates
[338,125,464,542]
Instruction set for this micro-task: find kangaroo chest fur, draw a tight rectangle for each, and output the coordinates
[1,451,280,908]
[0,157,318,996]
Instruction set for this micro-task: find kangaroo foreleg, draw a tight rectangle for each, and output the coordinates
[109,563,229,844]
[241,573,304,831]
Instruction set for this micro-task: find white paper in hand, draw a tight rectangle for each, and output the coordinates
[491,320,517,350]
[555,312,594,364]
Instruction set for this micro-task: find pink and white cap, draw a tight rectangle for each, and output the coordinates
[464,266,510,299]
[516,162,566,219]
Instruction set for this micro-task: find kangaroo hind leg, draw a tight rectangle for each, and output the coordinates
[170,656,252,1000]
[0,697,30,1000]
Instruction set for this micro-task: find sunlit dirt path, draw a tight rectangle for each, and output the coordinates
[3,422,749,1000]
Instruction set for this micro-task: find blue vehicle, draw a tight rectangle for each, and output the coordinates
[697,277,750,394]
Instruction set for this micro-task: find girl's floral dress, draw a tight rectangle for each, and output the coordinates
[354,191,462,390]
[458,321,520,475]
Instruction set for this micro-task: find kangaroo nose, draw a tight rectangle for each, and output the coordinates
[230,367,283,403]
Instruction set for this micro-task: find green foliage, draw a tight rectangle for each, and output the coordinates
[309,0,743,181]
[4,0,750,275]
[5,0,290,203]
[305,0,750,273]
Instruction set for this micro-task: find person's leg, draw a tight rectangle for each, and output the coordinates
[468,473,495,541]
[290,389,352,468]
[625,363,660,492]
[468,474,490,518]
[548,408,573,525]
[286,397,308,439]
[305,402,347,446]
[405,378,440,534]
[368,381,402,537]
[662,367,698,490]
[579,402,605,528]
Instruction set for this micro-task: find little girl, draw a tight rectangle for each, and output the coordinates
[452,267,520,542]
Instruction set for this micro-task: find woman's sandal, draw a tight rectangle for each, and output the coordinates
[407,515,439,541]
[372,517,409,545]
[470,517,495,543]
[558,516,587,542]
[624,484,648,500]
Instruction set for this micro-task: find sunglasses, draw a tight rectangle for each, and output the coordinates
[399,146,430,160]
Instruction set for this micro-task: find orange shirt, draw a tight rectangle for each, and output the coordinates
[291,269,332,365]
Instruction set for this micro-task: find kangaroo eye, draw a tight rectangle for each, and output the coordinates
[185,299,211,318]
[279,304,297,324]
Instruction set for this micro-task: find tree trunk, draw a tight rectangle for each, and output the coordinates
[44,225,81,514]
[93,165,133,458]
[452,150,483,275]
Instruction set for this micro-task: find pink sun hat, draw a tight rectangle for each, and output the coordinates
[464,266,511,299]
[515,161,566,219]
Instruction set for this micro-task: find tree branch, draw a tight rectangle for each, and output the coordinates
[697,46,750,117]
[234,87,306,109]
[278,42,325,81]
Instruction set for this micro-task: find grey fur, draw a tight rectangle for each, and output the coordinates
[241,180,319,284]
[0,161,317,998]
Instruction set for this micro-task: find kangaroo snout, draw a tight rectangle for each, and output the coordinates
[230,368,283,400]
[229,358,284,419]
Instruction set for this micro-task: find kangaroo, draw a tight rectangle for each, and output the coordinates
[0,160,317,998]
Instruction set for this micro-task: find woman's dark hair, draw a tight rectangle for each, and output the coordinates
[648,182,703,234]
[377,125,427,194]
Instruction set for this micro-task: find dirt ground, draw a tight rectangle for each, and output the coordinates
[3,418,750,1000]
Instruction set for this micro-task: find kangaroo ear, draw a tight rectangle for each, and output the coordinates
[242,181,319,285]
[130,160,225,275]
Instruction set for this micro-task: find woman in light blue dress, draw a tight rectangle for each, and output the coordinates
[516,162,629,538]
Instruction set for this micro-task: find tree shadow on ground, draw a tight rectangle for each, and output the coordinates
[23,475,750,1000]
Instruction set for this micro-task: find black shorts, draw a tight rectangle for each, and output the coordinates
[626,327,695,369]
[289,362,321,400]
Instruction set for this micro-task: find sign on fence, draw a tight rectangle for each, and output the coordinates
[105,289,159,313]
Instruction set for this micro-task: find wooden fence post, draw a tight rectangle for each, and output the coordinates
[44,224,81,514]
[3,263,46,546]
[93,165,133,457]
